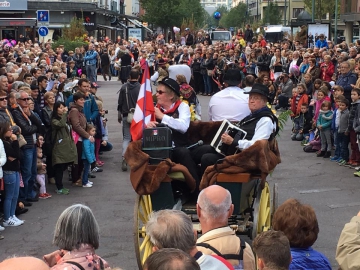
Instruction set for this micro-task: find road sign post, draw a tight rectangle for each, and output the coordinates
[37,10,50,26]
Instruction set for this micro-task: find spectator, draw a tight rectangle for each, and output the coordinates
[146,209,231,270]
[244,24,253,43]
[336,211,360,269]
[185,28,194,46]
[315,34,329,49]
[81,124,96,188]
[336,61,358,102]
[272,198,332,270]
[144,248,200,270]
[100,48,111,81]
[252,230,291,270]
[12,90,43,203]
[51,101,77,195]
[275,73,293,111]
[117,69,140,171]
[43,204,109,269]
[196,185,255,269]
[84,43,98,83]
[68,92,95,187]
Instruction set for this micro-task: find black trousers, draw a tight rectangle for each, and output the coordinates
[54,163,67,190]
[277,95,289,109]
[193,72,204,94]
[172,145,214,190]
[198,147,224,175]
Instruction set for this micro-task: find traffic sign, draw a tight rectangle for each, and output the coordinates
[38,26,49,37]
[37,10,49,25]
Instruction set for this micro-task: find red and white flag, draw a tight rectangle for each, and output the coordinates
[130,63,155,141]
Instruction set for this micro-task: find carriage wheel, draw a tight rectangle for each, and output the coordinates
[134,194,153,270]
[251,181,271,240]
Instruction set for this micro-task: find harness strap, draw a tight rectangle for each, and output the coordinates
[196,237,246,261]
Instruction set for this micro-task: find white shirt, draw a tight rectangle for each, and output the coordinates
[237,116,277,150]
[209,86,250,122]
[197,253,230,270]
[160,102,190,134]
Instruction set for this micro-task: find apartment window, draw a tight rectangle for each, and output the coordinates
[293,8,304,18]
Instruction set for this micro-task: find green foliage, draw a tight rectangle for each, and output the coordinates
[262,2,282,25]
[62,17,87,41]
[140,0,205,30]
[303,0,339,20]
[277,109,292,136]
[219,3,247,28]
[52,38,87,52]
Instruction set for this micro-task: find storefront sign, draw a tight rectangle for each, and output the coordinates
[0,19,36,27]
[0,0,28,11]
[128,28,142,41]
[75,12,96,32]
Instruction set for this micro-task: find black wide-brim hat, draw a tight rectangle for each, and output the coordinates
[244,83,270,99]
[158,77,180,96]
[223,68,242,86]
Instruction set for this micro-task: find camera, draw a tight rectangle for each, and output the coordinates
[11,125,20,134]
[104,110,108,114]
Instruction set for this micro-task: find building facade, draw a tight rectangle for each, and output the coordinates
[200,0,233,10]
[340,0,360,43]
[0,0,151,41]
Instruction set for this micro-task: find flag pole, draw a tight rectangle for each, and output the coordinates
[142,62,149,134]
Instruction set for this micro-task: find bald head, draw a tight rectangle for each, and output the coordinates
[197,185,233,226]
[0,257,50,270]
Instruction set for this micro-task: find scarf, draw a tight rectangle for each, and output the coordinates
[156,100,182,115]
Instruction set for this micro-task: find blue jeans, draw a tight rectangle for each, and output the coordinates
[100,142,113,152]
[82,159,91,185]
[20,146,37,200]
[110,64,117,76]
[203,75,212,95]
[3,171,20,220]
[122,120,131,157]
[335,132,350,161]
[86,64,97,83]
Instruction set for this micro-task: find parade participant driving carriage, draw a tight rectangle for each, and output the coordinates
[200,83,279,174]
[145,77,211,189]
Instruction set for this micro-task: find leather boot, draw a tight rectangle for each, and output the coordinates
[317,151,326,157]
[323,151,331,158]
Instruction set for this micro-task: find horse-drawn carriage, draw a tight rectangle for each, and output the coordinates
[125,120,280,269]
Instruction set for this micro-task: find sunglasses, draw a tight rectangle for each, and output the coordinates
[0,97,6,101]
[19,98,31,101]
[156,90,166,95]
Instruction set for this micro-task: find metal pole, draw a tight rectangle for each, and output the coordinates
[267,0,270,24]
[312,0,315,22]
[257,0,259,21]
[334,0,338,44]
[284,0,287,25]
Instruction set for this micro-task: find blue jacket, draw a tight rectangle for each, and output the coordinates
[66,93,99,123]
[315,39,329,49]
[290,247,332,270]
[84,50,98,65]
[336,72,358,101]
[317,110,333,130]
[331,108,338,131]
[82,139,96,163]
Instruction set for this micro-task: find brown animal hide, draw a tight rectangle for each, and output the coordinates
[200,139,281,190]
[124,140,196,195]
[187,121,223,144]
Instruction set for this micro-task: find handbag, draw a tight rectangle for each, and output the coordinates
[114,61,121,71]
[207,69,214,76]
[71,130,80,144]
[18,134,27,148]
[125,85,135,124]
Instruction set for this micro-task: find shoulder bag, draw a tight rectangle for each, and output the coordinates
[126,85,135,124]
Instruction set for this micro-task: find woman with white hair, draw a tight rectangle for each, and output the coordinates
[43,204,110,269]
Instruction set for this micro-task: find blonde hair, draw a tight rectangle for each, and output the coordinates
[95,100,103,111]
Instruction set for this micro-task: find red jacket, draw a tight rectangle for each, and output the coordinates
[320,62,334,82]
[291,93,309,116]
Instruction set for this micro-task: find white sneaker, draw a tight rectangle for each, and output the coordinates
[88,181,93,185]
[12,216,24,225]
[83,183,93,188]
[3,218,22,227]
[0,225,4,231]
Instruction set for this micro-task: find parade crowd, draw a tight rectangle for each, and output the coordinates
[0,24,359,270]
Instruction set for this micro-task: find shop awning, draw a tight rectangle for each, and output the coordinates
[142,25,153,33]
[118,22,127,29]
[98,24,116,30]
[0,18,36,27]
[126,18,143,28]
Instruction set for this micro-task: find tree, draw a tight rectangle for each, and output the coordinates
[262,2,282,25]
[219,3,247,28]
[62,17,87,41]
[140,0,205,39]
[303,0,339,21]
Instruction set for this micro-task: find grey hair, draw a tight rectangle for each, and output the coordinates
[197,188,232,221]
[15,90,27,99]
[5,63,14,73]
[53,204,100,250]
[146,210,195,253]
[144,248,200,270]
[0,75,7,82]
